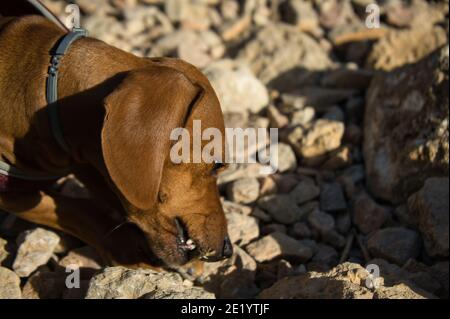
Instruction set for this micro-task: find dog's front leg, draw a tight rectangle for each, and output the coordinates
[0,191,161,270]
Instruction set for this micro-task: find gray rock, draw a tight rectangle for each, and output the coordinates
[257,194,304,224]
[251,207,272,222]
[364,46,449,204]
[367,227,422,265]
[0,267,21,299]
[352,192,391,234]
[226,177,260,204]
[289,179,320,205]
[307,210,335,236]
[290,222,312,239]
[408,177,449,257]
[261,223,287,236]
[204,59,269,113]
[311,244,339,267]
[86,267,214,299]
[226,212,260,246]
[245,232,313,263]
[13,228,60,277]
[320,182,347,212]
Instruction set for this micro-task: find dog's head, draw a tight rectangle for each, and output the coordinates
[99,59,232,266]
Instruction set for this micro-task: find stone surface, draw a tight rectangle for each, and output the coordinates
[353,192,391,234]
[225,212,260,246]
[86,267,214,299]
[257,194,305,224]
[364,46,449,204]
[367,26,447,71]
[258,262,433,299]
[367,227,422,266]
[245,232,313,263]
[276,143,297,173]
[290,120,345,160]
[226,177,260,204]
[320,182,347,212]
[307,210,335,236]
[13,228,60,277]
[408,177,449,257]
[288,179,320,205]
[0,267,21,299]
[204,59,269,113]
[0,237,8,264]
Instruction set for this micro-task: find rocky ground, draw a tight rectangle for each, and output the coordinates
[0,0,449,299]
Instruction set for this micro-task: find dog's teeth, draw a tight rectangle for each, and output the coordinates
[185,239,196,250]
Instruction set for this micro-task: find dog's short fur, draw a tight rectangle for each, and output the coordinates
[0,11,230,268]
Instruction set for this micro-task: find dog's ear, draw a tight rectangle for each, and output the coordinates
[101,67,199,210]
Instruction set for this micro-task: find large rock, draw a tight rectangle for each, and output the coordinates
[245,232,313,263]
[199,245,260,299]
[226,177,260,204]
[204,59,269,113]
[408,177,449,257]
[13,228,60,277]
[237,23,333,91]
[367,26,447,71]
[85,267,214,299]
[367,227,422,266]
[258,262,432,299]
[288,179,320,205]
[257,194,305,224]
[225,211,260,246]
[352,192,391,234]
[364,46,449,204]
[0,267,22,299]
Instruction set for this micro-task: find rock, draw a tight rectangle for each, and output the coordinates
[373,284,431,299]
[259,176,278,197]
[0,267,21,299]
[429,262,449,298]
[258,261,436,299]
[276,143,297,173]
[251,207,272,222]
[226,177,260,204]
[335,211,352,234]
[267,105,289,129]
[280,0,319,33]
[225,212,260,246]
[290,107,315,126]
[22,270,67,299]
[321,67,373,91]
[290,222,312,239]
[321,146,352,171]
[290,119,345,161]
[352,192,391,234]
[86,267,214,299]
[364,46,449,204]
[272,173,300,193]
[200,245,259,299]
[245,232,313,263]
[307,210,335,237]
[150,30,224,68]
[261,223,287,236]
[221,200,252,216]
[311,244,339,267]
[320,182,347,212]
[367,26,447,71]
[285,88,356,113]
[13,228,60,277]
[0,237,8,264]
[257,194,305,224]
[59,246,103,271]
[217,163,268,185]
[204,59,269,113]
[408,177,449,257]
[323,230,347,250]
[237,23,333,91]
[367,227,422,266]
[288,179,320,205]
[323,105,345,122]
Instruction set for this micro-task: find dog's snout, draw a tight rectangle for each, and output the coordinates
[222,236,233,258]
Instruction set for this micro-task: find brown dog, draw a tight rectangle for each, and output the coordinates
[0,7,231,268]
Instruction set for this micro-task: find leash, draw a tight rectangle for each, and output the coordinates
[0,18,87,183]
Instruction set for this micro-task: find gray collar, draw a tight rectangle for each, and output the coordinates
[46,27,87,153]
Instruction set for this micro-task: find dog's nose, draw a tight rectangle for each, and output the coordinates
[222,236,233,258]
